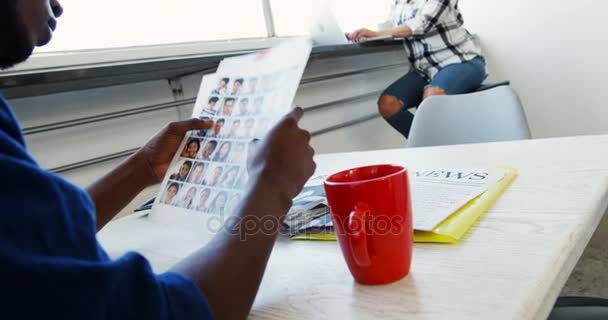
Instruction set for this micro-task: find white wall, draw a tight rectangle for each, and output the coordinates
[460,0,608,138]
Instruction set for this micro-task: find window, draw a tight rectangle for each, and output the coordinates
[271,0,391,37]
[37,0,268,53]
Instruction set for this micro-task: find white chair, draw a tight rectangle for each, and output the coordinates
[407,85,531,148]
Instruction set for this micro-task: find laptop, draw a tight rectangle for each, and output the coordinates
[308,2,395,46]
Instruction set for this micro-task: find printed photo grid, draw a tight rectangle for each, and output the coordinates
[151,38,312,220]
[159,70,299,216]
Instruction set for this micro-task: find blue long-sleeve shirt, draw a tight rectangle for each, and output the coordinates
[0,96,213,319]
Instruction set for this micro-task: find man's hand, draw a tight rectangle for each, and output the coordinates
[248,107,316,210]
[348,28,380,42]
[137,118,214,184]
[90,118,213,231]
[171,107,316,320]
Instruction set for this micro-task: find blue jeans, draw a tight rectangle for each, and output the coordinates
[381,56,487,138]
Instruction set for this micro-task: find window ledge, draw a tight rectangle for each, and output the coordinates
[0,37,404,99]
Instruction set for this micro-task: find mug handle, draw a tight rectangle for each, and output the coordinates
[348,204,372,267]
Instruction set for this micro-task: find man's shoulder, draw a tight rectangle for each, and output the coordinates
[0,96,31,160]
[0,96,17,123]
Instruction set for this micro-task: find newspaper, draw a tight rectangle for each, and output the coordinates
[285,167,510,236]
[150,39,312,220]
[410,168,508,231]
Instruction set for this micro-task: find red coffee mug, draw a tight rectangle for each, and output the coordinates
[324,164,413,285]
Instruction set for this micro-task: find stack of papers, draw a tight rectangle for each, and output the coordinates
[288,167,518,243]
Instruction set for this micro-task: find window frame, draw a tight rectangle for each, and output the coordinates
[0,0,390,74]
[2,0,282,74]
[5,37,293,75]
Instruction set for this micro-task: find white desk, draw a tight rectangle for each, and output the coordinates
[99,135,608,320]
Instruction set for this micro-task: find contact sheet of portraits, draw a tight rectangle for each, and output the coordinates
[151,39,313,222]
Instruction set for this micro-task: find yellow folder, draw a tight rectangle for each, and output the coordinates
[291,166,518,244]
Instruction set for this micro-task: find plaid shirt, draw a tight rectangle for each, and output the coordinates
[390,0,485,80]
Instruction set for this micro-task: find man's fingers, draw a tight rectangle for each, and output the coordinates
[168,118,214,134]
[248,138,261,150]
[287,107,304,122]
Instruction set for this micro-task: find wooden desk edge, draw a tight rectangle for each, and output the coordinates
[529,177,608,319]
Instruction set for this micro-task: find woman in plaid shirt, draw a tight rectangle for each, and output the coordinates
[350,0,487,139]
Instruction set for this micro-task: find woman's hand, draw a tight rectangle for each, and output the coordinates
[348,28,380,42]
[137,118,214,185]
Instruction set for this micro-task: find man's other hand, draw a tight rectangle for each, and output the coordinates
[248,107,316,209]
[138,119,214,185]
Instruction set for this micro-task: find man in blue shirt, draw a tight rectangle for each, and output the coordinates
[0,1,316,319]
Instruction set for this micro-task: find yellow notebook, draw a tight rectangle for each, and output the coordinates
[291,166,517,244]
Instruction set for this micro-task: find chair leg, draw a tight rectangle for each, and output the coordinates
[548,296,608,320]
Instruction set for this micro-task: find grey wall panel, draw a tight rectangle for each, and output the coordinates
[300,98,378,134]
[61,157,127,187]
[304,51,407,79]
[311,116,405,154]
[295,67,408,110]
[11,80,174,130]
[25,108,182,170]
[60,156,127,188]
[181,73,206,100]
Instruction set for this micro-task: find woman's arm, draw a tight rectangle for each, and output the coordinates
[87,118,214,231]
[403,0,453,37]
[171,108,316,320]
[348,0,453,41]
[349,25,413,42]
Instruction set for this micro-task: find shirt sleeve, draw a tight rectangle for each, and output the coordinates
[2,248,214,320]
[404,0,454,37]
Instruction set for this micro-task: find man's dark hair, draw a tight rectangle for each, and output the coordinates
[207,140,218,147]
[235,78,244,85]
[168,182,180,191]
[209,97,220,104]
[217,119,226,124]
[221,78,230,83]
[225,98,236,103]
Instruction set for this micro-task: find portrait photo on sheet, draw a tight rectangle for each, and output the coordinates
[169,159,193,182]
[161,181,182,206]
